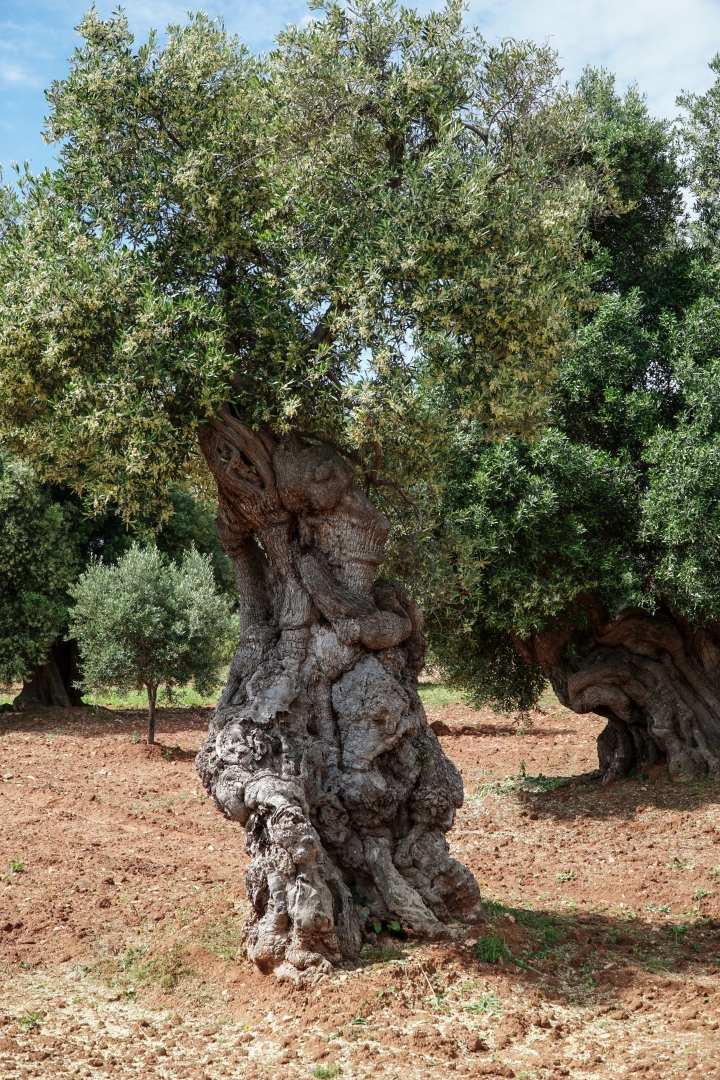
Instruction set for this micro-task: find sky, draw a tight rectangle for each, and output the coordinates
[2,0,720,174]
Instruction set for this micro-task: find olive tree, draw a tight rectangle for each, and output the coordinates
[423,69,720,786]
[69,545,236,743]
[0,2,609,980]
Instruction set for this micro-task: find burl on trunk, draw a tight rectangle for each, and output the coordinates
[196,407,481,984]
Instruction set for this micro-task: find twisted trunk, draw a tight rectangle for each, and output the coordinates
[195,409,481,984]
[515,607,720,784]
[13,639,84,711]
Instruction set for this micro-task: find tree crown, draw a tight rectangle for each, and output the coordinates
[69,544,236,697]
[0,1,606,521]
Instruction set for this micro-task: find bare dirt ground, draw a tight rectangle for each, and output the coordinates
[1,696,720,1080]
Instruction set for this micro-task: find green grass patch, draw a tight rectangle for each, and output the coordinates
[203,915,242,962]
[87,683,224,710]
[462,992,501,1015]
[115,943,193,991]
[314,1065,341,1079]
[475,935,512,963]
[417,683,466,708]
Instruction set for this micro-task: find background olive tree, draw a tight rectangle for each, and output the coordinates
[0,451,79,707]
[70,545,237,742]
[420,67,720,784]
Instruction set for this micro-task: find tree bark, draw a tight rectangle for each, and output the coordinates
[147,683,157,745]
[514,606,720,784]
[195,409,481,984]
[13,639,84,711]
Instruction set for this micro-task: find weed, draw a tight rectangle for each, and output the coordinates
[117,943,192,991]
[314,1064,341,1079]
[358,943,406,963]
[557,870,575,883]
[646,901,671,914]
[129,730,141,744]
[462,992,502,1015]
[694,888,709,901]
[476,935,511,964]
[18,1012,44,1030]
[665,924,689,943]
[9,858,23,873]
[203,915,242,962]
[666,859,687,870]
[514,910,565,956]
[118,944,148,973]
[144,947,194,990]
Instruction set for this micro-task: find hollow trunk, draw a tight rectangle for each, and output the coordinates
[195,409,481,984]
[147,684,157,745]
[515,607,720,784]
[13,639,84,711]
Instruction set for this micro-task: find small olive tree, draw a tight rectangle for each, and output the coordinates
[70,545,237,742]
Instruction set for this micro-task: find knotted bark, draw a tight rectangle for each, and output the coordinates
[515,607,720,784]
[195,408,481,983]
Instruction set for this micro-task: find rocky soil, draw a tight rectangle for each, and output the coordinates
[0,695,719,1079]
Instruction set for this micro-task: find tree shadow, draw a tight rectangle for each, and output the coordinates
[0,704,214,741]
[431,719,577,738]
[407,900,720,1008]
[516,770,720,822]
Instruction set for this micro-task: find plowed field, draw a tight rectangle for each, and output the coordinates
[1,695,719,1080]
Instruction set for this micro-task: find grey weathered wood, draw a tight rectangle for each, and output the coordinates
[196,410,481,984]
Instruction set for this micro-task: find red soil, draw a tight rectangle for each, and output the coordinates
[0,699,719,1080]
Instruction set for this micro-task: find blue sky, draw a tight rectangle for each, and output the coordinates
[3,0,720,174]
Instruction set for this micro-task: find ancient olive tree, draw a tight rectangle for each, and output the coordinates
[424,69,720,786]
[70,545,236,743]
[0,3,605,980]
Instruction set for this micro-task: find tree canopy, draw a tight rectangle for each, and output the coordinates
[0,0,608,522]
[0,452,79,686]
[422,63,720,717]
[70,544,236,741]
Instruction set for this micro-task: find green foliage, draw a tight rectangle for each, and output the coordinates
[578,68,689,310]
[422,58,720,712]
[314,1064,341,1079]
[0,1,607,522]
[17,1012,44,1030]
[69,544,237,705]
[0,452,79,684]
[423,428,642,708]
[475,934,511,963]
[680,56,720,249]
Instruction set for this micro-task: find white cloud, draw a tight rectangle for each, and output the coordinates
[462,0,720,118]
[0,61,39,87]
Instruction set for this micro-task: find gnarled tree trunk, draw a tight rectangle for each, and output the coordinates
[195,408,481,984]
[13,639,84,711]
[515,607,720,784]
